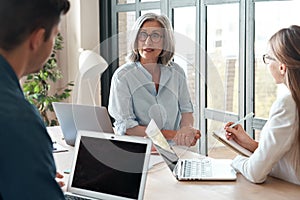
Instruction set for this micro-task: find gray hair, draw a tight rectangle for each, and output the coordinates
[126,13,175,66]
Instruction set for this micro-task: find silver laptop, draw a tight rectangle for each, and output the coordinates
[52,102,114,146]
[65,130,152,200]
[145,119,237,181]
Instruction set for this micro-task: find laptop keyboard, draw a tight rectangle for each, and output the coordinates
[65,194,94,200]
[183,159,212,178]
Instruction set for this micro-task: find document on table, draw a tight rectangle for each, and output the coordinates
[213,130,253,157]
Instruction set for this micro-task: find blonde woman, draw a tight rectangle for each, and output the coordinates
[225,25,300,185]
[109,13,200,146]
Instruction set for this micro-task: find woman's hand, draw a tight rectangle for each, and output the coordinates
[224,122,258,152]
[173,126,201,146]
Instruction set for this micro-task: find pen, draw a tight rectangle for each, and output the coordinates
[229,112,254,128]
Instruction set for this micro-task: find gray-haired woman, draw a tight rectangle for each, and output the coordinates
[108,13,200,147]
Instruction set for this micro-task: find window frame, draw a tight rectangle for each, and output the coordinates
[101,0,298,155]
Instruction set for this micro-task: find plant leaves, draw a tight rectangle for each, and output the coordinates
[22,33,74,126]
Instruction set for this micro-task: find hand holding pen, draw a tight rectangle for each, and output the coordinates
[225,112,254,135]
[224,112,258,152]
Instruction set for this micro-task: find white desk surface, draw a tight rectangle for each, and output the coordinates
[48,126,300,200]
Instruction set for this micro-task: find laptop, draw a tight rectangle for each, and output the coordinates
[145,119,237,181]
[65,130,152,200]
[52,102,114,146]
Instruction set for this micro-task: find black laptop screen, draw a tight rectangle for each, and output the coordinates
[72,136,147,199]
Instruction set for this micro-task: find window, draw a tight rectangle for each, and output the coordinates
[173,6,197,116]
[254,0,300,120]
[118,12,136,66]
[100,0,299,155]
[204,2,240,156]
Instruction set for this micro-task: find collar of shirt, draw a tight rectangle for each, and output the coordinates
[136,61,172,87]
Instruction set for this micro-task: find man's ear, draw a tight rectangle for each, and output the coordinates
[29,28,46,51]
[279,63,287,75]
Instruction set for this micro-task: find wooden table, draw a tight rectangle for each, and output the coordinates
[48,126,300,200]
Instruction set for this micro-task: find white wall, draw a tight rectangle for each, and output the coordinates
[57,0,100,103]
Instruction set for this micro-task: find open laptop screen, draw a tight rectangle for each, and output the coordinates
[145,119,179,171]
[71,136,147,199]
[52,102,114,146]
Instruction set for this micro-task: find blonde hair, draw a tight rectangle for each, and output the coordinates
[126,13,175,66]
[269,25,300,171]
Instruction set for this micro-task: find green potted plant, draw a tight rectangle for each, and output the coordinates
[22,33,74,126]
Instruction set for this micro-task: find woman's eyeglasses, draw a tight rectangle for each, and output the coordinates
[138,32,163,43]
[262,54,276,64]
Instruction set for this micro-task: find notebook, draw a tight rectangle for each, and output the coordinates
[65,130,152,200]
[52,102,114,146]
[145,119,237,181]
[212,130,253,157]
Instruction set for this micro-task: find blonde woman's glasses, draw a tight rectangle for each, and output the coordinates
[262,54,276,64]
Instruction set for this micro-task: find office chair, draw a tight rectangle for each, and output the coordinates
[74,49,108,105]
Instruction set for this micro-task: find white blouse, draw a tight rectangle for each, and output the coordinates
[231,88,300,185]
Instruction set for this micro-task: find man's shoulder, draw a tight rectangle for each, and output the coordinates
[0,89,32,113]
[0,89,46,133]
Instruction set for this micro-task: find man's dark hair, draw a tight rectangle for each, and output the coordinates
[0,0,70,51]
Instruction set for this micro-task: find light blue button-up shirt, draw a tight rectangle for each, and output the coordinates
[108,61,194,135]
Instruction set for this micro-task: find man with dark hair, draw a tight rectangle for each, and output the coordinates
[0,0,70,199]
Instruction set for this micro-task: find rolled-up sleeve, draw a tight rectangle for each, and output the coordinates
[108,70,139,135]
